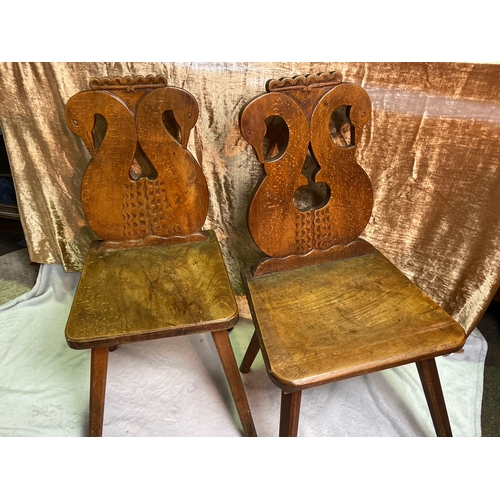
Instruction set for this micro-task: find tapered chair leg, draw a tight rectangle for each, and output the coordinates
[279,390,302,437]
[211,330,257,437]
[240,331,261,373]
[89,347,109,437]
[416,358,452,437]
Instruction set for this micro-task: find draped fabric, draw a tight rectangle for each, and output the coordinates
[0,62,499,334]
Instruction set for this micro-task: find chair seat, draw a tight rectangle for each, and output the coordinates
[242,250,466,391]
[66,230,238,349]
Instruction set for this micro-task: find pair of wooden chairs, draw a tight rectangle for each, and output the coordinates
[65,72,465,437]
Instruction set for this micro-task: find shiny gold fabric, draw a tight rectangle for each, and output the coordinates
[1,62,499,334]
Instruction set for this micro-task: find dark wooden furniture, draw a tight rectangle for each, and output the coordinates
[238,72,466,436]
[65,75,256,437]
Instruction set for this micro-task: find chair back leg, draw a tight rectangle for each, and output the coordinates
[239,330,261,373]
[416,358,453,437]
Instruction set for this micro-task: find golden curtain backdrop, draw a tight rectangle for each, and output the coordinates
[1,62,499,334]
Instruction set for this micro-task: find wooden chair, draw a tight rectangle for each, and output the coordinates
[64,75,256,437]
[238,71,466,437]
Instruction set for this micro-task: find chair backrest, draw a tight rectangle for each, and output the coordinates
[239,71,376,276]
[65,75,208,246]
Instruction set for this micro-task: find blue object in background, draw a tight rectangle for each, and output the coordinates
[0,176,16,204]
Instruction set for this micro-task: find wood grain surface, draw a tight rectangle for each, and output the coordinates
[65,79,208,243]
[243,250,465,391]
[239,72,374,275]
[66,230,238,349]
[65,75,256,436]
[238,72,466,436]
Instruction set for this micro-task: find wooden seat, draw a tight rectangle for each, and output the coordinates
[238,71,466,437]
[65,74,256,437]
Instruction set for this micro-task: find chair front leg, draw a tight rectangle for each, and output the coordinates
[416,358,452,437]
[89,347,109,437]
[211,330,257,437]
[279,390,302,437]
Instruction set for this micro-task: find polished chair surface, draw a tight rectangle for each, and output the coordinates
[238,71,466,436]
[65,75,256,437]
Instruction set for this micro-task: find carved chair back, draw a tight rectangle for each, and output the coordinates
[239,72,375,276]
[65,75,208,246]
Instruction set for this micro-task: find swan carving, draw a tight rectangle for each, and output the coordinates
[239,74,375,274]
[66,90,139,241]
[66,84,208,243]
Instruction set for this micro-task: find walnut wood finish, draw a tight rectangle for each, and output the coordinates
[239,72,466,436]
[65,75,208,243]
[416,358,452,437]
[279,391,302,437]
[239,330,260,374]
[242,251,465,388]
[89,347,109,437]
[65,75,255,436]
[240,71,374,276]
[66,231,238,349]
[211,330,257,437]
